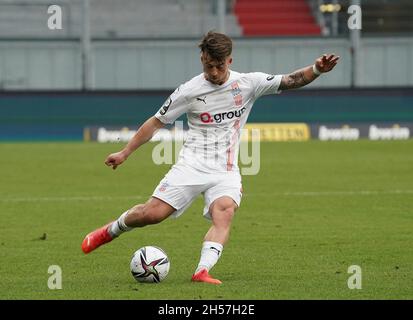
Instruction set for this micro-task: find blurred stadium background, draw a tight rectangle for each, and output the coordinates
[0,0,412,141]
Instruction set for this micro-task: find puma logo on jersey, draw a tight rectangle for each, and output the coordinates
[196,96,207,104]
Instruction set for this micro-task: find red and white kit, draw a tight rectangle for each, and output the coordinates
[153,70,282,218]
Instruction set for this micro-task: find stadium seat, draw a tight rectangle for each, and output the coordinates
[234,0,322,36]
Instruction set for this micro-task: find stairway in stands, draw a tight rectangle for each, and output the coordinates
[234,0,321,36]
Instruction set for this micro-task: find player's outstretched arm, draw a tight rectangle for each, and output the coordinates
[279,54,340,91]
[104,116,165,170]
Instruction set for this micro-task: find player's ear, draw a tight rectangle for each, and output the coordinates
[227,56,233,65]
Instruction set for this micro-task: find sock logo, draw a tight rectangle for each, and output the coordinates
[210,246,221,256]
[117,220,129,232]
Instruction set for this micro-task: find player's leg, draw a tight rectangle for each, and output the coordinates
[110,196,176,232]
[192,196,238,285]
[81,197,175,254]
[82,163,203,254]
[203,196,237,245]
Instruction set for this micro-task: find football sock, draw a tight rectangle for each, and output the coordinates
[108,210,133,238]
[195,241,223,274]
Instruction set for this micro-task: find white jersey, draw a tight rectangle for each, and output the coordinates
[155,70,282,173]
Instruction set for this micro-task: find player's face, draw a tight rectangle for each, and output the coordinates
[201,53,232,85]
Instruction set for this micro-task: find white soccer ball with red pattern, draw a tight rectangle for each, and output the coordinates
[130,246,170,283]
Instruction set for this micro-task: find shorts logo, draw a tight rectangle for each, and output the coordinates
[159,182,169,192]
[200,107,247,124]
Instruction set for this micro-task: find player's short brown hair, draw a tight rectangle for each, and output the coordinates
[199,31,232,62]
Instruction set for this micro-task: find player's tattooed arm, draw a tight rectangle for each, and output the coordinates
[279,68,312,90]
[279,54,340,90]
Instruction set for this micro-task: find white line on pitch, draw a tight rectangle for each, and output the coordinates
[246,190,413,197]
[1,190,412,202]
[0,195,145,202]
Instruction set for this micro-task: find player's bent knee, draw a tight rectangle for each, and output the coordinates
[211,203,237,228]
[211,196,237,212]
[222,207,236,225]
[219,206,235,218]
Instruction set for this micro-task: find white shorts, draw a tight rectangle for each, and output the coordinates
[152,163,242,220]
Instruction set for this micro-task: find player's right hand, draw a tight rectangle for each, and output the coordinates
[104,151,128,170]
[315,54,340,73]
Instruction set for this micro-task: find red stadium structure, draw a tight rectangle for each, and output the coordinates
[234,0,321,36]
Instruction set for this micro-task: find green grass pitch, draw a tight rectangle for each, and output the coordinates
[0,140,412,299]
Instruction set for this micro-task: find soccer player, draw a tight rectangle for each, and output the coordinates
[81,31,339,284]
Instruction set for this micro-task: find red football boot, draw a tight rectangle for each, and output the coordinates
[81,222,114,254]
[191,268,222,285]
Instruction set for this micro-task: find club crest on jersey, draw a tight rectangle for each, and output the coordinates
[231,81,243,107]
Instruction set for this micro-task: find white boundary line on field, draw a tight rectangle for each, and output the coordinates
[0,195,146,203]
[248,190,413,197]
[1,190,413,202]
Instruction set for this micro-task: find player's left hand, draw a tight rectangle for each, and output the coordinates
[315,54,340,73]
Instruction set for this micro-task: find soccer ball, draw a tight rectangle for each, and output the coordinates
[130,246,170,283]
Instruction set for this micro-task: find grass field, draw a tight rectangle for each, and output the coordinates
[0,140,412,299]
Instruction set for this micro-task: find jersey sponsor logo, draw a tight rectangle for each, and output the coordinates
[200,107,247,124]
[159,97,172,115]
[266,75,275,81]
